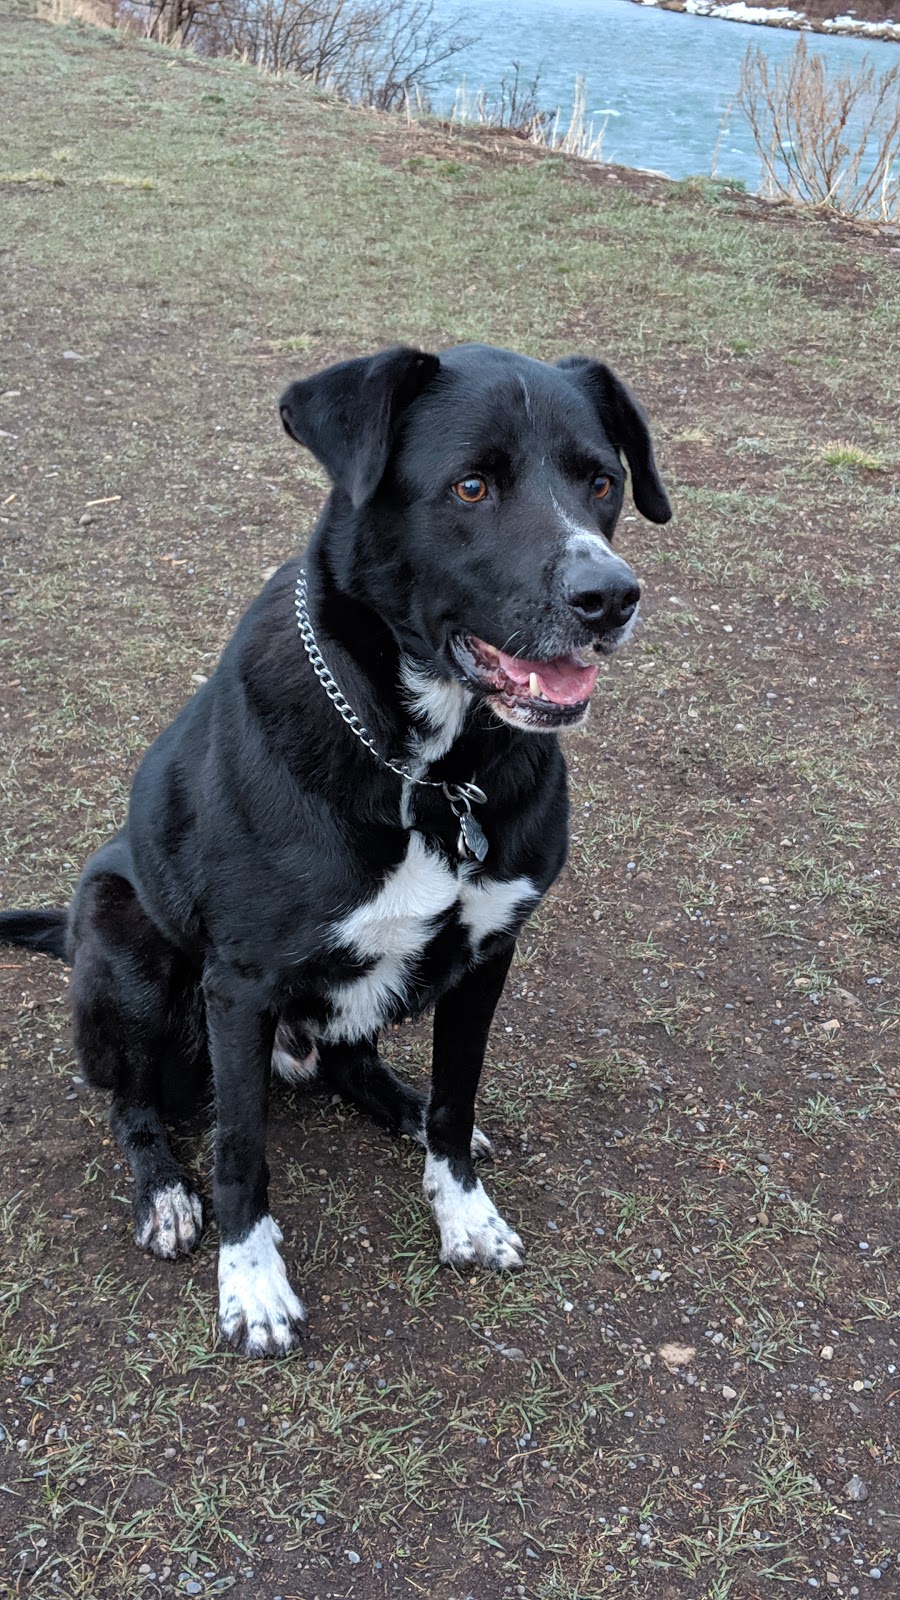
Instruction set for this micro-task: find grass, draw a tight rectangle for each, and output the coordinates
[1,5,900,1600]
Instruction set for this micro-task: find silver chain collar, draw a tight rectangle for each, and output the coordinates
[293,568,489,861]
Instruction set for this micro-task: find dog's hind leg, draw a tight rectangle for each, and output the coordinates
[317,1039,493,1158]
[69,869,205,1259]
[317,1039,427,1138]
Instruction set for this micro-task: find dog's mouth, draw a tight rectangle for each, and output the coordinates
[451,634,599,730]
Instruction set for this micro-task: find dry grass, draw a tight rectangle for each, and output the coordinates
[450,71,608,162]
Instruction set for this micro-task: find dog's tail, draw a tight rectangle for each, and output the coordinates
[0,909,69,961]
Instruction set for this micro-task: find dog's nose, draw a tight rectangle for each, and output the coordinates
[564,550,641,631]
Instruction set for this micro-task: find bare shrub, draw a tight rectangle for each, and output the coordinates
[737,35,900,223]
[127,0,206,44]
[450,62,551,140]
[451,72,608,163]
[118,0,470,108]
[38,0,122,25]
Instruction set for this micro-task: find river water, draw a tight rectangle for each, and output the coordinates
[429,0,900,189]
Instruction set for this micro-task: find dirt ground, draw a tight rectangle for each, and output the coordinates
[1,8,899,1599]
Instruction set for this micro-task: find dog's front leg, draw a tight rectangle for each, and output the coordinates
[204,965,306,1357]
[424,939,524,1272]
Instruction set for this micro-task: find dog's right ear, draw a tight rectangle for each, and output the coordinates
[280,346,440,509]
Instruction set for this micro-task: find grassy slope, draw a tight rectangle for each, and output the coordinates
[1,8,899,1600]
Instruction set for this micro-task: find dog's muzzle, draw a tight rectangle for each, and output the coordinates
[449,547,641,732]
[562,545,641,639]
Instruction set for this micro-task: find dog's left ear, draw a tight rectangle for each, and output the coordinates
[280,345,441,509]
[557,356,672,524]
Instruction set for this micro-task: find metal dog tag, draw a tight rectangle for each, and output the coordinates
[458,811,489,863]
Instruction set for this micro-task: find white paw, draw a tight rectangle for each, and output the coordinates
[135,1182,203,1259]
[271,1026,318,1084]
[423,1153,524,1272]
[217,1215,307,1358]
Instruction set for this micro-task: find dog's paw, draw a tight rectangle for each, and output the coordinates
[470,1124,494,1162]
[135,1181,203,1259]
[423,1154,524,1272]
[217,1215,307,1359]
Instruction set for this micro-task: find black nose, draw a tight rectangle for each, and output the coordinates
[564,551,641,630]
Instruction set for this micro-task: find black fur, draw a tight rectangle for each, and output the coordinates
[1,342,669,1356]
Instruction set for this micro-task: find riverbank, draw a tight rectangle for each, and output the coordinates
[632,0,900,43]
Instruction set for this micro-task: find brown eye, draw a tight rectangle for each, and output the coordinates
[592,474,611,500]
[453,476,488,504]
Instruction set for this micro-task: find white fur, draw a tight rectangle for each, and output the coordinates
[400,660,471,763]
[271,1026,318,1083]
[324,832,459,1042]
[217,1214,306,1357]
[322,832,538,1043]
[459,873,537,950]
[136,1182,203,1259]
[550,489,617,556]
[423,1152,524,1270]
[398,660,472,825]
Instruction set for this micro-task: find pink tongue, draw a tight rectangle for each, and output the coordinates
[497,649,599,706]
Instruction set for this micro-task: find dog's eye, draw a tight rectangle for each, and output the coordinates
[592,474,612,500]
[452,476,488,504]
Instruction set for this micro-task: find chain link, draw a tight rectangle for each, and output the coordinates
[294,569,486,809]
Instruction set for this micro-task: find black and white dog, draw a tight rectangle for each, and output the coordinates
[0,344,670,1357]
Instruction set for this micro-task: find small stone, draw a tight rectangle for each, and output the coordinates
[346,1551,360,1564]
[78,512,94,527]
[869,1571,882,1580]
[852,1380,866,1393]
[844,1474,868,1501]
[826,1574,840,1587]
[820,1346,834,1361]
[722,1385,738,1401]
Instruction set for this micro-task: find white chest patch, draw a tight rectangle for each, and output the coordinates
[321,832,538,1044]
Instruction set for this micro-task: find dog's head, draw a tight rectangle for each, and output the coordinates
[280,343,671,732]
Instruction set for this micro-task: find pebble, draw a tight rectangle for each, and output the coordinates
[346,1551,360,1564]
[844,1475,868,1502]
[821,1346,834,1361]
[722,1385,738,1401]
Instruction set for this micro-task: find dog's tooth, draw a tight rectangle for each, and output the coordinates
[529,672,543,698]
